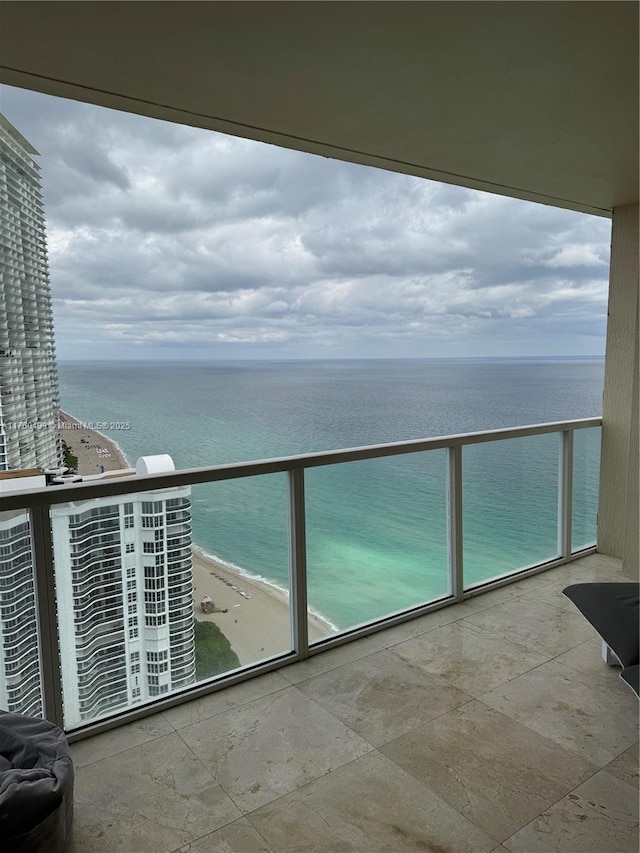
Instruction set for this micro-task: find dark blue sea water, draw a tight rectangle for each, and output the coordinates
[58,358,603,630]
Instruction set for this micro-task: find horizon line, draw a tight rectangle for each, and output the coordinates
[56,354,605,363]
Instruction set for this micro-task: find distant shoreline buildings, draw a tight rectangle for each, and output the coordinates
[0,114,196,725]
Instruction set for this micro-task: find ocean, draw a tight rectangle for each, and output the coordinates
[58,358,604,631]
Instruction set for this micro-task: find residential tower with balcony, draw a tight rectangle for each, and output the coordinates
[0,114,61,472]
[0,114,197,725]
[1,459,196,726]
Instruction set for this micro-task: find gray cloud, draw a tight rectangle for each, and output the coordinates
[0,84,611,360]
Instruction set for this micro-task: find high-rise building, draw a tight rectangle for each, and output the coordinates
[0,476,42,716]
[0,460,196,726]
[51,460,196,728]
[0,114,62,472]
[0,115,196,724]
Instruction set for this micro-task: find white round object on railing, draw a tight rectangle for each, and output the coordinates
[135,454,176,475]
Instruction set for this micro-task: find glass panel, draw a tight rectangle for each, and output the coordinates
[0,509,43,717]
[572,426,600,551]
[305,451,449,638]
[190,476,290,679]
[463,433,559,588]
[52,473,290,730]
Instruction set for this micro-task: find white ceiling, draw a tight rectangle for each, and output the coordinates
[1,1,637,216]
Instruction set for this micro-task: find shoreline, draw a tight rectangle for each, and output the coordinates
[58,411,130,474]
[191,549,335,665]
[59,410,336,663]
[192,543,339,635]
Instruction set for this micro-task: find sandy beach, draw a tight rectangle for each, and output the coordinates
[192,550,335,665]
[59,411,335,663]
[58,411,130,474]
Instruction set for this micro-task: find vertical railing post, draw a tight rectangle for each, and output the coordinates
[558,430,574,560]
[29,504,64,728]
[288,468,309,659]
[447,445,464,602]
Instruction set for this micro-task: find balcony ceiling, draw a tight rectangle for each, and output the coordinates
[0,1,637,216]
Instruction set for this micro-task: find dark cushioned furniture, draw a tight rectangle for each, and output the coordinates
[562,582,640,698]
[0,712,74,853]
[620,664,640,696]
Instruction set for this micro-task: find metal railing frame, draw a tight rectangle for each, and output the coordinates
[0,417,601,737]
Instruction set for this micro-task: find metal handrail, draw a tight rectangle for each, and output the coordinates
[0,417,602,734]
[0,418,601,511]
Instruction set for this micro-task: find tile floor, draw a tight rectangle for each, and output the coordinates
[67,554,639,852]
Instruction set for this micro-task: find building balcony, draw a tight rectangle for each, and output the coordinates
[0,4,636,845]
[66,552,637,853]
[1,418,638,850]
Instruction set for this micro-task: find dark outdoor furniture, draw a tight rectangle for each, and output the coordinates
[0,711,74,853]
[562,582,640,698]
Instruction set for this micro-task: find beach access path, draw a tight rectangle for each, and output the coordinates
[58,411,334,664]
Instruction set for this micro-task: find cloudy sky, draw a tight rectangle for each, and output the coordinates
[1,84,611,361]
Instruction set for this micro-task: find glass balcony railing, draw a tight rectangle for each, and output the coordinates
[463,432,560,588]
[306,451,449,633]
[572,425,601,551]
[0,418,601,735]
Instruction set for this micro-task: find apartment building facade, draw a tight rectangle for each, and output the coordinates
[0,500,41,716]
[0,114,197,724]
[1,464,196,726]
[0,114,61,472]
[51,475,196,728]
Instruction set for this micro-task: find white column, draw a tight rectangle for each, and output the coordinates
[598,202,639,579]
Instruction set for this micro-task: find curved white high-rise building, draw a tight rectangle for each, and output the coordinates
[0,114,61,720]
[0,115,197,725]
[52,481,196,728]
[0,504,42,717]
[1,461,197,726]
[0,113,62,472]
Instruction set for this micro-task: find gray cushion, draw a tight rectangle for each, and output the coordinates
[0,711,74,853]
[620,665,640,698]
[562,583,639,668]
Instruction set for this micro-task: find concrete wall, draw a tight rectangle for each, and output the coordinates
[598,203,639,577]
[622,320,639,577]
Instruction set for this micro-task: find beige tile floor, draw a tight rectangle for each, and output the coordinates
[68,554,639,852]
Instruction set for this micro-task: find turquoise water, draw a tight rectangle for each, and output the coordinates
[58,358,603,630]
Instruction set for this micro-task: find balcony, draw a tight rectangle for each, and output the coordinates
[1,418,604,713]
[65,552,637,853]
[0,5,636,847]
[1,417,638,849]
